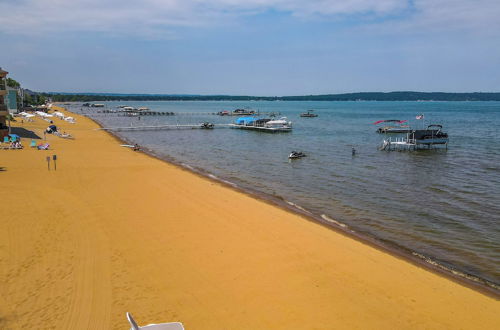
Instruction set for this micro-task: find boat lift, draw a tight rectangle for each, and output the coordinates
[379,136,448,151]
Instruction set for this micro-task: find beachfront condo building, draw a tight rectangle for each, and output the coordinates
[6,87,18,113]
[0,67,9,137]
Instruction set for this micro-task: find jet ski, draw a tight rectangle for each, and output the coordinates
[289,151,306,159]
[200,122,215,129]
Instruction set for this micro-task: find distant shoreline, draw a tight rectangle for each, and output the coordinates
[43,91,500,102]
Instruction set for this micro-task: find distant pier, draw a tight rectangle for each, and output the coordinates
[99,123,230,131]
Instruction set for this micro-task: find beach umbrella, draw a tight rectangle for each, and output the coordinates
[46,125,58,133]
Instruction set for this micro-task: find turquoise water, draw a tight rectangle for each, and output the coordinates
[78,101,500,286]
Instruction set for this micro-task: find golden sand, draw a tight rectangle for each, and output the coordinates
[0,106,498,329]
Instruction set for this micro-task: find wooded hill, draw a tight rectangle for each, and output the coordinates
[44,91,500,102]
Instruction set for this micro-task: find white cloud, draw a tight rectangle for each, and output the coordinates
[0,0,499,38]
[376,0,500,35]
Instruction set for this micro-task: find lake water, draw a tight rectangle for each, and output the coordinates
[75,101,500,287]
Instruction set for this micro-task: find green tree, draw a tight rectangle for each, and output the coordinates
[37,95,46,105]
[6,78,21,88]
[24,93,34,105]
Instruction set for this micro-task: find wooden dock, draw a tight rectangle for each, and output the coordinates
[99,124,230,131]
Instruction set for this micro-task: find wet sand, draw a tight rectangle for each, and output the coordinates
[0,106,498,329]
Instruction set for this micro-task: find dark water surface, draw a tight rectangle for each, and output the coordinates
[76,101,500,286]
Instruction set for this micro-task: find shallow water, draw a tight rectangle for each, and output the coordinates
[76,101,500,285]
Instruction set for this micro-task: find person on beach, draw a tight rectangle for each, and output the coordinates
[133,144,140,151]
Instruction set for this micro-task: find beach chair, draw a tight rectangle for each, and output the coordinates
[126,313,184,330]
[30,139,37,148]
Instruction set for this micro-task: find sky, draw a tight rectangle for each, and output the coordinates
[1,0,499,95]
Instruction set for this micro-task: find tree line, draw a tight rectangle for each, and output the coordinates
[44,91,500,102]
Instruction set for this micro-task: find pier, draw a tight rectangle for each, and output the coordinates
[95,110,176,116]
[99,123,230,131]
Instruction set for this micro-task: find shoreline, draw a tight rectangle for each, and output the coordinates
[86,111,499,297]
[2,105,499,329]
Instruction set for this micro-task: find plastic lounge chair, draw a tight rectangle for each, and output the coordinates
[30,139,37,147]
[126,313,184,330]
[10,142,23,150]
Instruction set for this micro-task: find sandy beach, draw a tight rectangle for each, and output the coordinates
[0,106,498,329]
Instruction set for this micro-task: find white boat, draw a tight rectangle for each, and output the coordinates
[264,117,292,130]
[230,116,292,132]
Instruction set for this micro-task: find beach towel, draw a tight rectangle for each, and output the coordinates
[37,143,50,150]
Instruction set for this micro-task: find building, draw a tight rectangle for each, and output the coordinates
[6,86,18,113]
[0,67,9,137]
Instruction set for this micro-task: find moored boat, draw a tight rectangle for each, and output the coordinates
[374,119,412,133]
[230,116,292,132]
[411,124,449,145]
[200,122,214,129]
[300,110,318,117]
[379,124,449,151]
[218,108,256,116]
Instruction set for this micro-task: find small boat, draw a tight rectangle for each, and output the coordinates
[232,108,256,115]
[264,117,292,130]
[231,116,292,132]
[218,108,256,116]
[411,124,449,145]
[289,151,306,159]
[138,107,150,111]
[374,119,412,133]
[300,110,318,117]
[379,124,449,151]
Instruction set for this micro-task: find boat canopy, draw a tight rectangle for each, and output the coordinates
[235,117,257,125]
[373,119,408,125]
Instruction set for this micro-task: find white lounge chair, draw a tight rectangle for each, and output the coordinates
[127,312,185,330]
